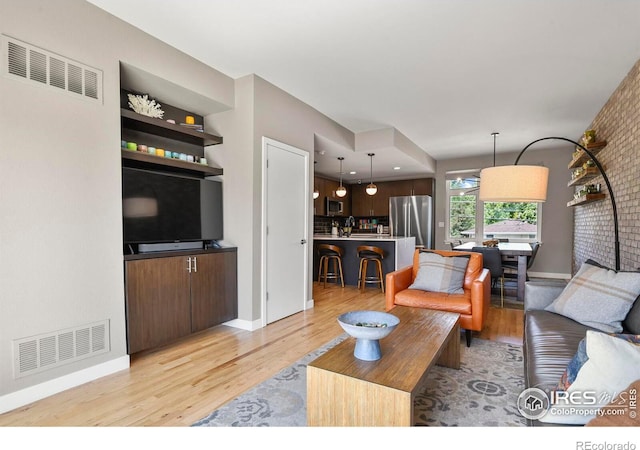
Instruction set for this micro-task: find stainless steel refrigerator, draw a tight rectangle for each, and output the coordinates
[389,195,433,248]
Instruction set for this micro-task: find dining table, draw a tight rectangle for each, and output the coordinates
[453,242,533,302]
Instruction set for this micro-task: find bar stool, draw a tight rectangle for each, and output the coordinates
[357,245,385,293]
[317,244,344,288]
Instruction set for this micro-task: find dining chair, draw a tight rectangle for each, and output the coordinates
[502,241,540,281]
[472,246,504,307]
[449,239,462,250]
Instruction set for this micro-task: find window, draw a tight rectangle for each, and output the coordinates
[483,202,540,241]
[446,172,479,240]
[446,170,541,243]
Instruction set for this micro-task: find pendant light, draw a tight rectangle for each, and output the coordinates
[336,157,347,198]
[491,132,499,166]
[313,160,320,199]
[366,153,377,196]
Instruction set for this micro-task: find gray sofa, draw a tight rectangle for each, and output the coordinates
[523,279,640,426]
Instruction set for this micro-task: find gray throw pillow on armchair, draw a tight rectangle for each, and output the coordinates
[545,260,640,333]
[409,251,470,294]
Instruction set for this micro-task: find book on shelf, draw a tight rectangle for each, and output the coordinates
[180,123,204,130]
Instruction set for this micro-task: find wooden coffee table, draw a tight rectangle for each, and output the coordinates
[307,306,460,426]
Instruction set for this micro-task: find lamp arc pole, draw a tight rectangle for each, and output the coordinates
[515,136,619,271]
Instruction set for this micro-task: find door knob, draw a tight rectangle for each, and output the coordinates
[300,239,307,244]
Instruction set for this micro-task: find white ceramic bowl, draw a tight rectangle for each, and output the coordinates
[337,311,400,361]
[338,310,399,339]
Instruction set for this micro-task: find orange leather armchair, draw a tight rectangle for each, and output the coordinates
[385,249,491,346]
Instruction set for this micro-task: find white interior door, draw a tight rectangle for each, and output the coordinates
[263,138,309,324]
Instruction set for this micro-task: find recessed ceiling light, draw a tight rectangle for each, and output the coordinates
[393,166,401,170]
[349,171,356,174]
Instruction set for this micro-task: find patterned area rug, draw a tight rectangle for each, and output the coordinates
[192,335,526,427]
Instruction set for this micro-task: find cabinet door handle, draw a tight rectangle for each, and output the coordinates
[187,257,192,273]
[193,256,197,273]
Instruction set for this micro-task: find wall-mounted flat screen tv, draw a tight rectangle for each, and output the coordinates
[122,167,223,244]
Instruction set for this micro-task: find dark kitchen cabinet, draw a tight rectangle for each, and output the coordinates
[410,178,434,196]
[351,182,390,216]
[125,248,237,354]
[351,183,369,216]
[387,178,434,197]
[351,178,434,217]
[190,251,238,332]
[314,175,350,216]
[313,176,326,215]
[324,178,340,201]
[124,255,191,354]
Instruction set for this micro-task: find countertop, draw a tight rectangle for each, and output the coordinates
[313,234,413,242]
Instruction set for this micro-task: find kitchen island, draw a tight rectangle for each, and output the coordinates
[313,234,416,287]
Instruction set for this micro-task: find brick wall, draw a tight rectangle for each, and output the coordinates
[573,59,640,273]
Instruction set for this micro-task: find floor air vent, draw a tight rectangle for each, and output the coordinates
[13,320,110,378]
[2,34,103,103]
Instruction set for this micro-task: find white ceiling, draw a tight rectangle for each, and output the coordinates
[89,0,640,181]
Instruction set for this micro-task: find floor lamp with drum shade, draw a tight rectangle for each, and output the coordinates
[478,136,620,271]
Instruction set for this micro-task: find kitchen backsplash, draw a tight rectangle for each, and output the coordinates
[314,215,389,234]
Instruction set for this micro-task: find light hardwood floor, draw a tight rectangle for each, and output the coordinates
[0,283,523,426]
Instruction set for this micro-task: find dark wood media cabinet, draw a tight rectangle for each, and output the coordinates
[120,83,234,354]
[124,247,237,354]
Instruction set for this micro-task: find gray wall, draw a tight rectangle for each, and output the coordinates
[207,74,356,324]
[434,147,574,278]
[0,0,234,406]
[1,0,365,409]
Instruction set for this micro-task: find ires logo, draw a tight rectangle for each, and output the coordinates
[550,389,638,407]
[550,390,598,405]
[518,387,637,421]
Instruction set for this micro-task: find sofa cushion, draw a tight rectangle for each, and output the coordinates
[568,332,640,398]
[524,309,594,391]
[556,332,640,392]
[540,331,640,425]
[582,259,640,334]
[409,251,469,294]
[394,289,472,315]
[544,260,640,333]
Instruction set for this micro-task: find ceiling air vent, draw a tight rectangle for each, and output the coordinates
[13,320,110,378]
[2,34,103,103]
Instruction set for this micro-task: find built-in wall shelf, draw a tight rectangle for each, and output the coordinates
[567,193,606,207]
[121,108,223,147]
[121,149,223,177]
[567,138,607,208]
[567,141,607,169]
[567,167,601,187]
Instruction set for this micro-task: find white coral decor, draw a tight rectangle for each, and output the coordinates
[127,94,164,119]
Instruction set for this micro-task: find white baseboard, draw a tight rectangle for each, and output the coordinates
[224,299,315,331]
[0,355,130,415]
[223,318,262,331]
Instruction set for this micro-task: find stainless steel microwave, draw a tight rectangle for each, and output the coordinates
[326,197,344,215]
